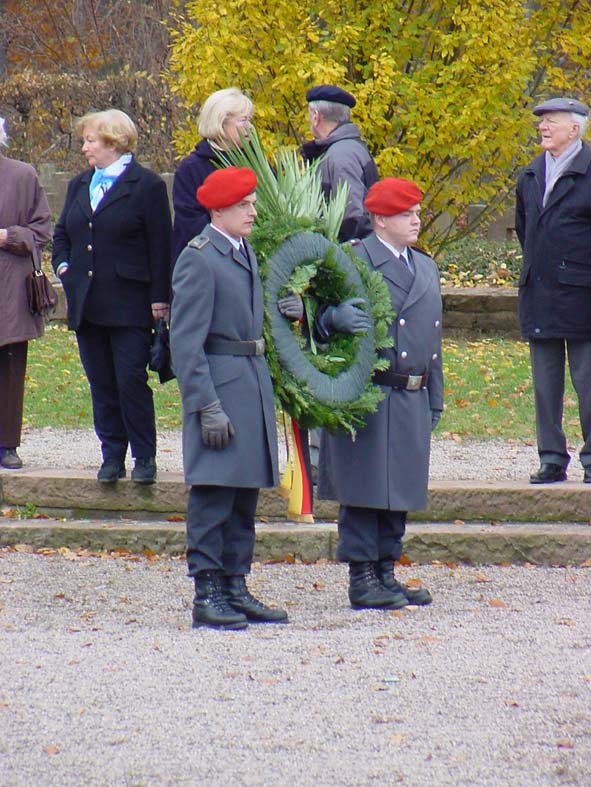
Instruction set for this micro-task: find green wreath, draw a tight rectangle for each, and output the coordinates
[264,231,393,434]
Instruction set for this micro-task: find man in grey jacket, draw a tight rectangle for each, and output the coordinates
[302,84,379,243]
[170,167,287,630]
[302,84,379,476]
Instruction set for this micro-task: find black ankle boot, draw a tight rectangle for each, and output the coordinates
[192,571,248,630]
[375,559,432,606]
[223,575,288,623]
[348,562,408,610]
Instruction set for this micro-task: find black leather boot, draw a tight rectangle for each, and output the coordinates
[348,562,409,610]
[192,571,248,630]
[375,559,432,606]
[224,575,288,623]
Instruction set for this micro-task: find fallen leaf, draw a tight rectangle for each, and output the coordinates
[580,558,591,567]
[390,734,405,744]
[454,519,465,526]
[166,515,185,522]
[312,581,326,590]
[488,598,506,608]
[556,618,575,627]
[471,572,492,583]
[505,699,519,707]
[43,745,60,756]
[556,741,575,749]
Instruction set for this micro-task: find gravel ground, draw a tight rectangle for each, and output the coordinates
[15,426,590,482]
[1,552,590,786]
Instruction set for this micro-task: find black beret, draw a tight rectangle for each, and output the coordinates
[533,97,589,117]
[305,85,356,108]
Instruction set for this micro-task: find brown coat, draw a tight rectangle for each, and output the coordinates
[0,154,52,347]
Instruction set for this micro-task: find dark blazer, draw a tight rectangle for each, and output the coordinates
[52,157,172,331]
[516,141,591,340]
[171,139,228,266]
[318,234,443,511]
[170,224,279,489]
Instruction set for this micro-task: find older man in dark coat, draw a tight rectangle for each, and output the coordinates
[170,167,287,630]
[317,178,443,611]
[516,97,591,484]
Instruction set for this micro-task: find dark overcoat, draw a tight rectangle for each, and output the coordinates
[171,139,227,266]
[516,141,591,339]
[52,157,171,330]
[170,224,279,488]
[0,155,52,347]
[317,234,443,511]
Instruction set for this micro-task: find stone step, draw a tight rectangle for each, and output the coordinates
[1,517,589,567]
[1,469,590,523]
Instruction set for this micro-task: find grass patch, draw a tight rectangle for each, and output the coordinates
[24,325,182,430]
[24,326,582,442]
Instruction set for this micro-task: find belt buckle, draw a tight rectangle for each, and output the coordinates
[406,374,422,390]
[255,338,265,356]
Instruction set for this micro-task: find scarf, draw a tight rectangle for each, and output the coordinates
[89,153,132,211]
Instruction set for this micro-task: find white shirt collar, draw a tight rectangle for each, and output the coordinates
[210,223,243,250]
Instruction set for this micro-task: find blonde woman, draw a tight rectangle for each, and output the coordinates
[171,87,254,266]
[52,109,172,484]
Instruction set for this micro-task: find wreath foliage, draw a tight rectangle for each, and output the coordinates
[223,133,394,435]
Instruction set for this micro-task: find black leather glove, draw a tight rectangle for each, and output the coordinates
[277,291,304,321]
[431,409,442,431]
[327,298,370,334]
[200,400,235,449]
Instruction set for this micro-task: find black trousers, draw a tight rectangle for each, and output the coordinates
[336,505,407,563]
[76,322,155,462]
[186,485,259,577]
[0,341,28,448]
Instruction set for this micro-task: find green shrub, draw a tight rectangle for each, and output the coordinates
[437,236,522,288]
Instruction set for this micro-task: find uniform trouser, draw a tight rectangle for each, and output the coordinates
[336,505,407,563]
[76,322,156,462]
[529,338,591,468]
[0,341,28,449]
[186,485,259,576]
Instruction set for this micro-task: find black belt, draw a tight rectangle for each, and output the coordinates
[204,337,266,356]
[373,369,429,390]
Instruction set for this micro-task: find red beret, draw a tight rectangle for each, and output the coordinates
[364,177,423,216]
[196,167,257,210]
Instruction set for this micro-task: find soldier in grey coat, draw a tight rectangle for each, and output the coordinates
[317,178,443,610]
[170,167,287,630]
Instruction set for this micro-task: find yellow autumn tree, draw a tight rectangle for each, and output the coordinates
[168,0,591,251]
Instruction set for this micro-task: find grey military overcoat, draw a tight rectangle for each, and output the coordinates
[170,224,279,488]
[317,233,443,511]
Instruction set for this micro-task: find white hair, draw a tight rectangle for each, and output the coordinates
[0,117,7,146]
[572,112,588,138]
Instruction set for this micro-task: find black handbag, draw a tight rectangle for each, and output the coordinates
[149,318,175,383]
[25,244,58,318]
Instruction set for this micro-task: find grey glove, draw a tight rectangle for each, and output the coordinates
[431,409,442,431]
[277,291,304,321]
[200,400,235,450]
[327,298,370,334]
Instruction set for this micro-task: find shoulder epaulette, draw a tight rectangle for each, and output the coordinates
[188,236,209,250]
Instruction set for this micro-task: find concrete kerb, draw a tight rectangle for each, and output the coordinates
[1,469,591,565]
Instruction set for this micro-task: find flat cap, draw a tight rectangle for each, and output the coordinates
[364,177,423,216]
[533,97,589,116]
[306,84,356,108]
[197,167,257,210]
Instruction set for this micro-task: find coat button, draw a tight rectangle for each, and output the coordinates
[435,320,440,327]
[534,328,541,334]
[400,351,408,359]
[88,270,93,278]
[88,222,93,229]
[87,244,92,251]
[432,353,438,360]
[399,318,406,326]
